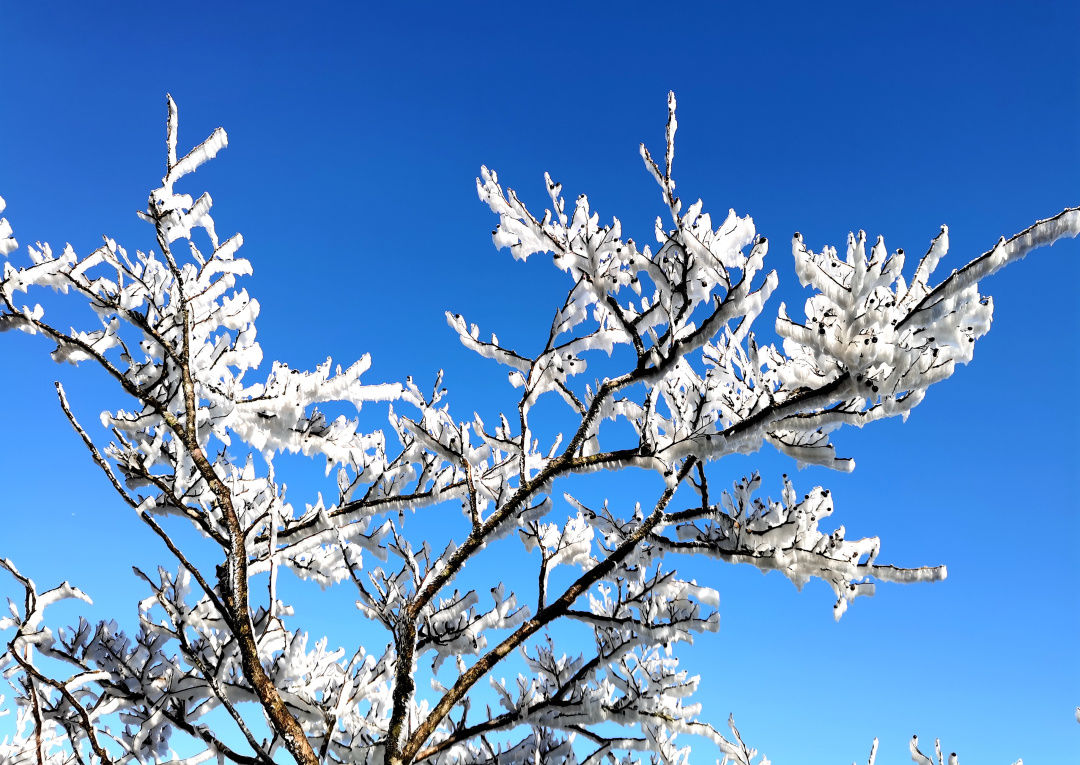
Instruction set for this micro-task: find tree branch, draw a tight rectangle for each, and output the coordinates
[399,458,696,762]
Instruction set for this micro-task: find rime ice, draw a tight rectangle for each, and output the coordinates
[1,94,1076,765]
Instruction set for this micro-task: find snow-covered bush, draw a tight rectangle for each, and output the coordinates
[0,94,1075,764]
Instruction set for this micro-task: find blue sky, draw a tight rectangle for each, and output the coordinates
[1,2,1078,763]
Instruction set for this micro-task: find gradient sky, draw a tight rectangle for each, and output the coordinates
[1,2,1078,763]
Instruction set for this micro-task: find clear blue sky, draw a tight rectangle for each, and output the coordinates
[1,2,1077,763]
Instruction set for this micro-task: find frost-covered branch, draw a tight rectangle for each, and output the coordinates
[654,473,946,620]
[2,92,1075,764]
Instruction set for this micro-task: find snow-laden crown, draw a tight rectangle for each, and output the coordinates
[1,93,1076,765]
